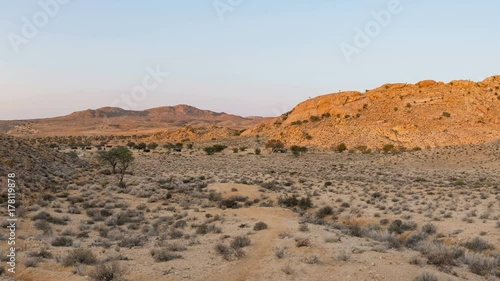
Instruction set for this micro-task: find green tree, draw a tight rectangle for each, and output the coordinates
[114,147,134,187]
[97,149,119,174]
[97,147,134,187]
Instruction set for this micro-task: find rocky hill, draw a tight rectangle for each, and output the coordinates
[0,134,88,203]
[244,76,500,149]
[0,105,266,137]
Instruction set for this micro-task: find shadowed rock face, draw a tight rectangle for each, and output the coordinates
[244,76,500,149]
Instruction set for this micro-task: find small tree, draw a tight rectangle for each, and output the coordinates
[97,147,134,186]
[115,147,134,187]
[265,139,284,151]
[97,149,119,174]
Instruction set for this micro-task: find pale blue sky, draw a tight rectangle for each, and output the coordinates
[1,0,499,120]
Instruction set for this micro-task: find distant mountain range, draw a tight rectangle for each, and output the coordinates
[2,76,500,148]
[0,104,267,136]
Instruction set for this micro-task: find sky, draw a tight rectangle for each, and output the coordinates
[1,0,499,120]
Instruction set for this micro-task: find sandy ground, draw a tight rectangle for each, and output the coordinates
[1,141,499,281]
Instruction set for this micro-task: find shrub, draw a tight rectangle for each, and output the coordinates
[118,236,145,248]
[62,249,97,266]
[421,223,437,235]
[316,206,333,219]
[463,237,494,253]
[442,112,451,118]
[28,248,53,259]
[278,195,312,210]
[32,211,67,225]
[51,236,73,247]
[409,256,427,266]
[215,243,233,260]
[299,223,309,232]
[274,246,287,259]
[265,139,284,151]
[89,262,127,281]
[382,144,395,153]
[34,220,52,233]
[295,237,310,247]
[290,145,307,157]
[24,258,41,268]
[151,248,182,262]
[253,221,268,231]
[309,115,321,122]
[406,232,428,249]
[204,145,227,155]
[195,223,221,235]
[336,143,347,153]
[231,235,251,249]
[302,255,320,264]
[215,243,245,261]
[147,142,158,150]
[413,272,438,281]
[336,250,351,261]
[417,241,464,266]
[164,243,187,252]
[366,230,402,249]
[388,220,417,234]
[254,148,261,155]
[203,146,216,155]
[463,253,497,276]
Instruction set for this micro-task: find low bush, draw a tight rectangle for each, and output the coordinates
[62,249,97,266]
[51,236,73,247]
[89,262,127,281]
[417,241,464,266]
[231,235,251,249]
[316,206,333,219]
[463,237,494,253]
[151,248,182,262]
[253,221,268,231]
[463,253,497,276]
[413,272,438,281]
